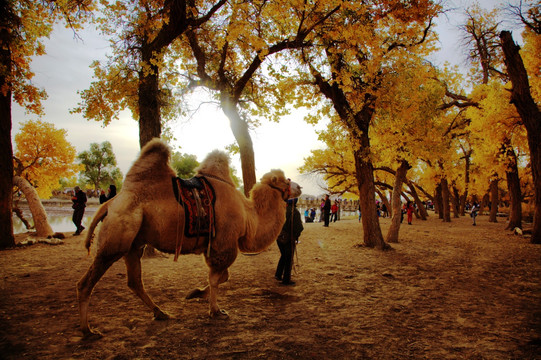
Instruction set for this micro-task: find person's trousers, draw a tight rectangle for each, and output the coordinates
[72,208,85,231]
[275,240,295,282]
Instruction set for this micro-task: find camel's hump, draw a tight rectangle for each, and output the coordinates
[196,150,231,178]
[124,139,172,181]
[139,138,171,162]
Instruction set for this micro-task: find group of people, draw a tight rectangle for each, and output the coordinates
[303,195,341,226]
[71,184,117,236]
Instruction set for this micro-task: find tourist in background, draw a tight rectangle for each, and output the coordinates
[72,186,87,236]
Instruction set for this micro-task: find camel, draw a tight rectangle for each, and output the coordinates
[76,139,302,338]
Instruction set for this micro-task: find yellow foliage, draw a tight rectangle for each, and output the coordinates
[14,120,83,199]
[465,80,529,195]
[7,1,94,114]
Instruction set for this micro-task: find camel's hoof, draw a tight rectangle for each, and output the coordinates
[209,309,229,319]
[82,328,103,341]
[154,311,170,321]
[186,288,207,300]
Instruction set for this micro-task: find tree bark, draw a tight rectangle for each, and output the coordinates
[500,30,541,243]
[0,16,15,249]
[355,147,387,250]
[452,186,460,218]
[460,151,471,216]
[505,151,522,230]
[138,59,161,148]
[481,193,490,214]
[435,183,443,218]
[12,204,32,230]
[13,176,54,237]
[407,181,428,220]
[488,178,499,223]
[441,178,451,222]
[386,160,409,243]
[376,189,392,218]
[221,96,256,195]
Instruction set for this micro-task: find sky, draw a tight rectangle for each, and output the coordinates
[11,0,512,197]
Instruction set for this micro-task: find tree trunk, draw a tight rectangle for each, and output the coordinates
[500,30,541,243]
[481,193,490,214]
[138,60,162,148]
[376,189,391,218]
[12,204,32,230]
[221,95,256,195]
[505,153,522,230]
[452,186,460,218]
[459,192,468,216]
[0,20,15,249]
[13,176,54,237]
[435,183,443,218]
[355,147,387,250]
[460,150,471,216]
[441,178,451,222]
[407,181,428,220]
[488,178,499,223]
[138,58,161,258]
[386,160,409,244]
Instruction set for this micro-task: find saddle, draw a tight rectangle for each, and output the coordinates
[171,176,216,258]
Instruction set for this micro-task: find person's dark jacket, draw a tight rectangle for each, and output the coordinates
[278,202,304,243]
[72,190,87,209]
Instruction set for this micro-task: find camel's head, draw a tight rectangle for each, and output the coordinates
[260,170,302,201]
[289,181,302,199]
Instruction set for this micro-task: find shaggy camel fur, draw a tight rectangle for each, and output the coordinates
[77,139,301,338]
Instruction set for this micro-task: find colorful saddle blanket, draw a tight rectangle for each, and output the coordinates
[172,176,216,239]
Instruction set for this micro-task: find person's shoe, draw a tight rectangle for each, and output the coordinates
[79,226,85,233]
[281,280,296,286]
[274,275,282,281]
[73,231,80,236]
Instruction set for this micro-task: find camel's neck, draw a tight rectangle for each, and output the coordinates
[238,185,286,253]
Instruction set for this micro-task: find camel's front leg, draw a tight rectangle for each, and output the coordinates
[124,246,170,320]
[208,268,230,318]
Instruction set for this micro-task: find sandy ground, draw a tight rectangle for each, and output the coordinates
[0,212,540,360]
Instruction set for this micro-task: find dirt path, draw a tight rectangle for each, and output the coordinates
[1,213,540,359]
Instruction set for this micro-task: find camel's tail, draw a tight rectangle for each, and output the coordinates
[84,201,109,254]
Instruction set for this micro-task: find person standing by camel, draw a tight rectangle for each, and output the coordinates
[275,198,304,286]
[72,186,87,235]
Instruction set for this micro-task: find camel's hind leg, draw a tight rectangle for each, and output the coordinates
[77,206,143,337]
[185,269,229,301]
[77,253,122,338]
[124,246,169,320]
